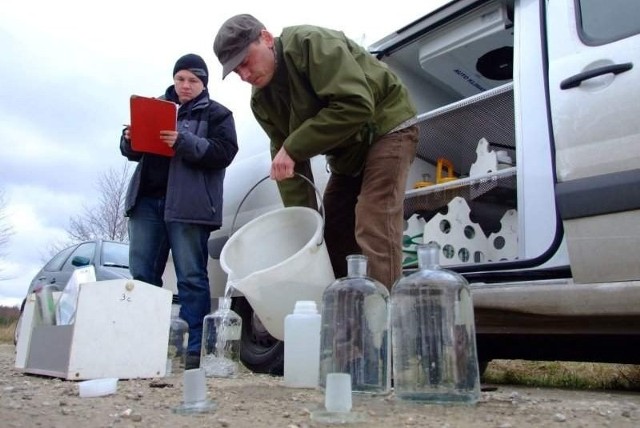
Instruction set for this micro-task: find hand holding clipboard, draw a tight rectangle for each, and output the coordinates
[128,95,178,157]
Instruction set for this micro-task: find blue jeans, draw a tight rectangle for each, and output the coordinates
[128,196,212,354]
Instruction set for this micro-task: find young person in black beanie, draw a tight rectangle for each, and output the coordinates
[120,53,238,369]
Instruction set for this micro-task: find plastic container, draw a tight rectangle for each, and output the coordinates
[78,378,118,397]
[172,368,216,414]
[390,242,481,404]
[36,284,57,326]
[311,372,366,424]
[167,298,189,376]
[325,373,352,412]
[200,297,242,378]
[56,265,96,325]
[219,206,335,341]
[496,150,514,169]
[284,300,321,388]
[436,157,456,183]
[319,255,390,395]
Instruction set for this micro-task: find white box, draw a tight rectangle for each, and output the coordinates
[16,279,172,380]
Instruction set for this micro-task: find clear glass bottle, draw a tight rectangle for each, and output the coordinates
[319,254,390,395]
[167,296,189,376]
[390,242,480,404]
[201,297,242,378]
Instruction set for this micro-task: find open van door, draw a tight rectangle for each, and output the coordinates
[548,0,640,283]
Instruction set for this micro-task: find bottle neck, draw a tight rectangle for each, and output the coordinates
[417,242,441,269]
[218,297,232,310]
[171,304,181,317]
[346,254,368,277]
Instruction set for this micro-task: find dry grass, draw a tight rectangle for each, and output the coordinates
[0,319,17,344]
[483,359,640,391]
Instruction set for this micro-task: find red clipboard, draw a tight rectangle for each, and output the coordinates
[129,95,178,157]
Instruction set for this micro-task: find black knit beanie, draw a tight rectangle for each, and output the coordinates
[173,53,209,87]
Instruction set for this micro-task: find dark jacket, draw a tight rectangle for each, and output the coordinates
[121,87,238,227]
[251,25,416,205]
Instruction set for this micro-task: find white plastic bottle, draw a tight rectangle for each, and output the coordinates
[284,300,321,388]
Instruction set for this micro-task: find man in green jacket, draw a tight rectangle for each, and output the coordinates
[214,14,419,289]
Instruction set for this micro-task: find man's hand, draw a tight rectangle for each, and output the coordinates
[270,146,296,181]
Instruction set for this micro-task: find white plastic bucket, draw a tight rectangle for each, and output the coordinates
[220,206,335,341]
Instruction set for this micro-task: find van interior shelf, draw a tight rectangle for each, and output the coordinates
[404,167,517,221]
[414,82,515,175]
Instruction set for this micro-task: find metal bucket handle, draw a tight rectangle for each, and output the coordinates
[230,173,325,245]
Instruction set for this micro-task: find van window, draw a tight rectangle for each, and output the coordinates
[577,0,640,45]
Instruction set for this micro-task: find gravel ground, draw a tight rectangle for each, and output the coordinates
[1,344,639,427]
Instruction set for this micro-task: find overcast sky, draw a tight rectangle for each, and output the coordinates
[0,0,448,306]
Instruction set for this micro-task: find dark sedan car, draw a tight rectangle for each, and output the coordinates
[23,239,131,299]
[14,240,132,343]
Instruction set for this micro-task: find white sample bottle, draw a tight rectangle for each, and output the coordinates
[284,300,321,388]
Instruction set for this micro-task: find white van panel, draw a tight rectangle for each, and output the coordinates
[547,1,640,182]
[564,210,640,283]
[513,0,558,261]
[547,0,640,283]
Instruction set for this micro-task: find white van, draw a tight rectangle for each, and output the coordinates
[366,0,640,372]
[191,0,640,375]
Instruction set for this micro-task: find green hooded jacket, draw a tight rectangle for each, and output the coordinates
[251,25,417,206]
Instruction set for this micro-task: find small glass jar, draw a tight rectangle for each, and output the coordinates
[167,297,189,376]
[390,242,480,404]
[319,254,390,395]
[200,297,242,378]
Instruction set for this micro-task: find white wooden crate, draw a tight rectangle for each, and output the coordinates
[15,279,172,380]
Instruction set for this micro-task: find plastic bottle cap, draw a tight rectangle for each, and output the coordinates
[325,373,352,412]
[293,300,318,314]
[183,368,207,404]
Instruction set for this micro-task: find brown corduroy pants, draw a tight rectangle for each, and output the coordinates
[323,125,419,290]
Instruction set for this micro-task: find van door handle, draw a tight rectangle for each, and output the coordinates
[560,62,633,90]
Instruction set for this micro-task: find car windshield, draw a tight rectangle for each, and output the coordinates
[102,241,129,269]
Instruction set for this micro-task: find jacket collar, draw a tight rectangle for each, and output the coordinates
[252,37,288,97]
[164,86,209,110]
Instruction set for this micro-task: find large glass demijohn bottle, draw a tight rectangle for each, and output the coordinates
[167,295,189,376]
[201,297,242,378]
[319,254,390,394]
[390,242,480,404]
